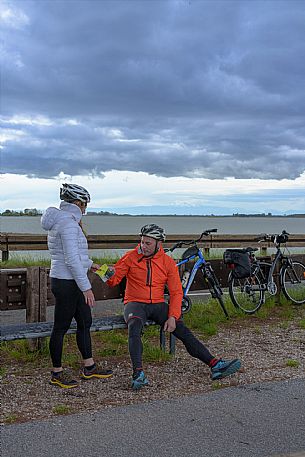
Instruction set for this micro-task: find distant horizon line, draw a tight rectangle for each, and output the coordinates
[1,209,305,218]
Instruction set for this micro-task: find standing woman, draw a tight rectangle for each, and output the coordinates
[41,183,113,388]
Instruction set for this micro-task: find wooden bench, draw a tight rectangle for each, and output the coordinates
[0,316,176,353]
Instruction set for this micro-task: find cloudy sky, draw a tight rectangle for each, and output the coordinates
[1,0,305,215]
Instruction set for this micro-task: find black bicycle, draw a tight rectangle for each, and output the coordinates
[226,230,305,314]
[166,230,228,318]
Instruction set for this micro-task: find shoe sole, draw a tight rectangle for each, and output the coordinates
[49,380,78,389]
[211,360,241,380]
[80,373,113,380]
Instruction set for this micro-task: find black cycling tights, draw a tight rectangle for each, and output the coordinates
[50,278,92,368]
[124,302,214,372]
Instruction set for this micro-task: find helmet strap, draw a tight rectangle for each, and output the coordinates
[153,240,159,256]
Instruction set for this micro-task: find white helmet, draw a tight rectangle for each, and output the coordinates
[60,183,91,203]
[139,224,166,241]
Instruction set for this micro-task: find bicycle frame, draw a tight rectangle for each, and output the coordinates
[255,230,294,295]
[166,229,228,317]
[176,248,206,297]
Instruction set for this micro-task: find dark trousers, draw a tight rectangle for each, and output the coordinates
[50,278,92,368]
[124,301,214,372]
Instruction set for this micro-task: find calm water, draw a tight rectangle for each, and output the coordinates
[1,215,304,260]
[1,215,304,235]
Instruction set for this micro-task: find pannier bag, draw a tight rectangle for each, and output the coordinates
[223,249,251,279]
[272,233,289,244]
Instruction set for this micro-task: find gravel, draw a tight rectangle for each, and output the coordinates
[1,313,304,425]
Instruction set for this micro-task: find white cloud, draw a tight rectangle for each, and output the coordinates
[0,2,29,29]
[1,1,305,214]
[1,171,304,215]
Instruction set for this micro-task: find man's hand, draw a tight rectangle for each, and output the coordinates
[83,289,96,307]
[163,317,176,333]
[90,263,100,272]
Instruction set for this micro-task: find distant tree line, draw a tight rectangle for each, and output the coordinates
[0,209,118,216]
[1,209,304,217]
[232,212,273,217]
[232,213,305,218]
[1,208,43,216]
[86,211,120,216]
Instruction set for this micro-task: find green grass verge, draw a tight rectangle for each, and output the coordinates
[0,255,120,268]
[0,325,172,372]
[0,256,51,268]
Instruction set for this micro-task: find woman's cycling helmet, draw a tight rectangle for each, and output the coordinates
[139,224,166,241]
[60,183,91,203]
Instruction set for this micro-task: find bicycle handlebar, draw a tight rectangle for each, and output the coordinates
[256,230,290,244]
[166,229,218,252]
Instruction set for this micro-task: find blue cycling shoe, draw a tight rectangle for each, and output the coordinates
[210,359,241,380]
[132,370,149,390]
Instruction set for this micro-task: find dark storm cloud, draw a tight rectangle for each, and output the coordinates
[1,0,305,179]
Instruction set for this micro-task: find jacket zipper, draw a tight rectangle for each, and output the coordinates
[146,260,152,302]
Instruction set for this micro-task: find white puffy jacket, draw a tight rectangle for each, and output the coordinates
[41,201,93,291]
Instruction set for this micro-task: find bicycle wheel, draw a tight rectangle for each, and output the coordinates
[229,271,264,314]
[182,295,192,314]
[281,261,305,304]
[203,266,229,318]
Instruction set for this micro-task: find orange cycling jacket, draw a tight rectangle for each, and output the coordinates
[107,244,183,320]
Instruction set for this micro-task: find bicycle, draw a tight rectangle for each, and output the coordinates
[165,229,229,318]
[226,230,305,314]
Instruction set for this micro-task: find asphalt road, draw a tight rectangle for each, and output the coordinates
[2,379,305,457]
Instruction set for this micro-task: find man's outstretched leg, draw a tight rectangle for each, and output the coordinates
[173,319,241,380]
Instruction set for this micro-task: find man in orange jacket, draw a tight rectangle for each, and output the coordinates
[107,224,241,390]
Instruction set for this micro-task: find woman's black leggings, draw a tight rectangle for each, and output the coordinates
[124,301,214,372]
[50,278,92,368]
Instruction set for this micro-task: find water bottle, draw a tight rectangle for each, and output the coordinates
[181,271,190,288]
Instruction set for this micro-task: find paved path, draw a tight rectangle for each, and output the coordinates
[2,379,304,457]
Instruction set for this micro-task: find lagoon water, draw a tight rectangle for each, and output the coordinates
[1,215,304,260]
[1,215,304,235]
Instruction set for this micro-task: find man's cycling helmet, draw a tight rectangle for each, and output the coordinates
[60,183,91,203]
[139,224,166,241]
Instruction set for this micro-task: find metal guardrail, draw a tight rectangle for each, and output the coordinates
[1,232,305,260]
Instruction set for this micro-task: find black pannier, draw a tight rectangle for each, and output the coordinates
[223,249,251,279]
